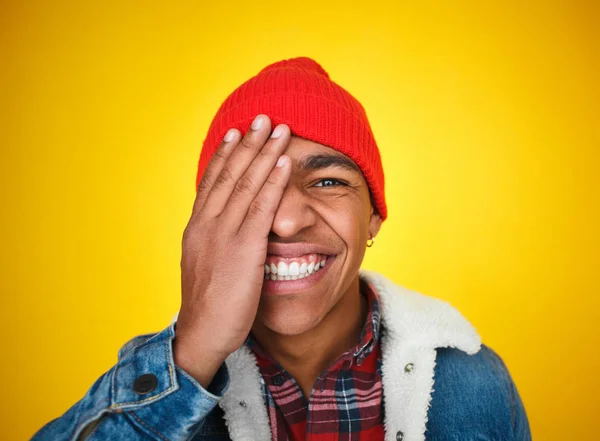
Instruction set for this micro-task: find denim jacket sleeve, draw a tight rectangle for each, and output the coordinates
[31,322,230,441]
[509,361,531,441]
[428,344,531,441]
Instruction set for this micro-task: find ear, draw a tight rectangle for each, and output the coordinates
[368,210,383,239]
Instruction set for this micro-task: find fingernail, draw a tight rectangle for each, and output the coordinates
[224,129,236,142]
[251,115,264,131]
[276,156,287,167]
[270,125,284,139]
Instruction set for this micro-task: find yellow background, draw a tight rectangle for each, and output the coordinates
[2,1,598,440]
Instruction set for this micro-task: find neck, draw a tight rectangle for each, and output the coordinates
[251,276,368,386]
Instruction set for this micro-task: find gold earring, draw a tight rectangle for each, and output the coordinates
[366,236,375,247]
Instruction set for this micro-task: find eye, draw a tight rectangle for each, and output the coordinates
[313,178,347,187]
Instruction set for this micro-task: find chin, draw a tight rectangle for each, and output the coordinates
[256,299,327,336]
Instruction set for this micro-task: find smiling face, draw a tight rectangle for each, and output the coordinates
[254,135,382,337]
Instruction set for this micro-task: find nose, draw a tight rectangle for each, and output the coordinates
[270,185,317,239]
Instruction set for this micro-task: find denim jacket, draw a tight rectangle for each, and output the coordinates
[32,270,531,441]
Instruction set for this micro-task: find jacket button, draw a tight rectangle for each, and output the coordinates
[396,430,404,441]
[133,374,158,395]
[404,363,414,373]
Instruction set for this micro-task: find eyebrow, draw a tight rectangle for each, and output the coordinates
[297,153,361,173]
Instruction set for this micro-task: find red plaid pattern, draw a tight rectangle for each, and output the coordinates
[246,281,384,440]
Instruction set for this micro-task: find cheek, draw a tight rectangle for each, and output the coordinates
[319,198,370,245]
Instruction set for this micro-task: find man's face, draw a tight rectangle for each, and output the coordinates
[254,135,382,336]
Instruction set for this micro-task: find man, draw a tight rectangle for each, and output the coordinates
[32,57,531,441]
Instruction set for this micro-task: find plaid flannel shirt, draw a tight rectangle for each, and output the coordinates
[246,280,384,441]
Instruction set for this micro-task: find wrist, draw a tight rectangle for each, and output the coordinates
[173,335,228,389]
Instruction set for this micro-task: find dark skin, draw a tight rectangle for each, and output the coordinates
[254,278,368,399]
[250,136,380,398]
[174,115,382,400]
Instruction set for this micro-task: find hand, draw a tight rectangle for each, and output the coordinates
[173,115,291,387]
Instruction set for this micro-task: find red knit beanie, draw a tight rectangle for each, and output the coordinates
[196,57,387,220]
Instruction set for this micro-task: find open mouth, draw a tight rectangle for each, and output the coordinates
[261,253,336,295]
[263,253,329,281]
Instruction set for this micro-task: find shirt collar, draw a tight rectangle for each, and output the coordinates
[353,278,381,364]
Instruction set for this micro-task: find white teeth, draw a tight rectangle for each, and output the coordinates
[263,256,331,281]
[277,262,288,276]
[289,262,300,276]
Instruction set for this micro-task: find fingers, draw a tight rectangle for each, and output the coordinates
[239,155,292,238]
[221,123,291,227]
[191,128,241,219]
[201,114,273,218]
